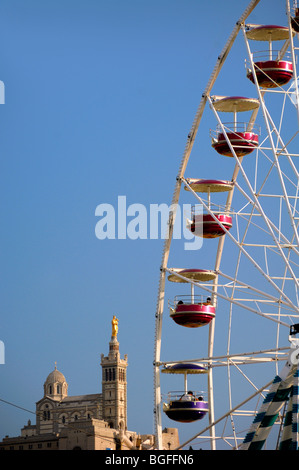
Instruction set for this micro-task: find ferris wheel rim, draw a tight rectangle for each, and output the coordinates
[153,0,262,451]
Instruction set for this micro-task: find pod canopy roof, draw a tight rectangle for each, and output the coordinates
[246,24,292,41]
[162,363,208,374]
[167,268,216,283]
[212,95,260,112]
[184,179,234,193]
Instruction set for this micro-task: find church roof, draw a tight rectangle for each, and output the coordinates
[36,392,102,407]
[59,394,102,403]
[44,366,67,384]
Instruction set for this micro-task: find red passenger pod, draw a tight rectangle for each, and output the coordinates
[185,179,233,238]
[247,60,293,88]
[190,213,233,238]
[170,302,215,328]
[210,96,260,158]
[246,25,294,88]
[168,269,217,327]
[212,130,259,157]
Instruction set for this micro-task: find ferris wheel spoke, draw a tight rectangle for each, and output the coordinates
[263,105,299,179]
[183,177,299,308]
[242,30,299,249]
[218,270,297,310]
[202,116,299,294]
[165,267,292,327]
[234,182,299,258]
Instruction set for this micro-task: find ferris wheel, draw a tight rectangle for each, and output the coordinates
[153,0,299,450]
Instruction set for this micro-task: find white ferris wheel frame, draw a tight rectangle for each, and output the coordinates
[153,0,299,450]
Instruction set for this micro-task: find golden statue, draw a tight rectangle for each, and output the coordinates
[111,315,119,338]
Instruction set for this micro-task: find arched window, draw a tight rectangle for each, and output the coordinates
[43,409,51,421]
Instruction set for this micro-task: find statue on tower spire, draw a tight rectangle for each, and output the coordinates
[111,315,119,338]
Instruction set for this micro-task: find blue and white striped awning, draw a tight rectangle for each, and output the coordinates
[241,356,299,450]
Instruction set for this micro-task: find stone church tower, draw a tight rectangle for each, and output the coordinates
[101,316,128,430]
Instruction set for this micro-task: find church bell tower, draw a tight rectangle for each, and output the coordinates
[101,316,128,430]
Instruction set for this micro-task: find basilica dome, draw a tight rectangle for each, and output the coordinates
[45,367,66,384]
[43,364,68,399]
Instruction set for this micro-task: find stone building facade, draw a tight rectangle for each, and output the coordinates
[0,318,179,450]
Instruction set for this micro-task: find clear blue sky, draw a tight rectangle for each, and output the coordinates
[0,0,293,448]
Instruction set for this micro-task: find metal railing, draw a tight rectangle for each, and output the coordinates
[168,295,213,310]
[210,121,261,139]
[163,391,207,402]
[190,203,233,217]
[246,50,293,63]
